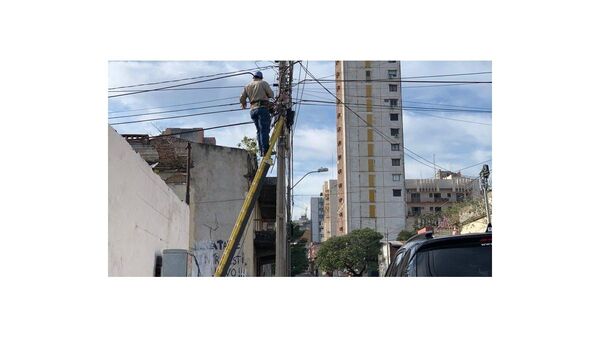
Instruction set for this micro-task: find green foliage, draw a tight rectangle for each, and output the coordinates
[316,228,383,276]
[237,136,258,156]
[396,228,417,241]
[290,223,309,276]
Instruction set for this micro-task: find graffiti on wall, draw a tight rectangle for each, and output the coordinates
[192,239,247,277]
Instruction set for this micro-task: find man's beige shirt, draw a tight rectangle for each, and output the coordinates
[240,79,274,109]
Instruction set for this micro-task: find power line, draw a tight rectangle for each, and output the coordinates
[457,159,492,172]
[297,62,446,172]
[299,90,491,111]
[108,85,245,92]
[108,102,239,120]
[108,96,239,114]
[402,71,492,79]
[108,72,254,98]
[109,107,246,126]
[296,103,491,126]
[142,121,255,140]
[298,99,492,113]
[301,79,491,84]
[108,65,271,90]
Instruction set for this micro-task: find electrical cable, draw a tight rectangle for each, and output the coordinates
[108,102,240,120]
[297,62,448,172]
[108,96,239,114]
[108,72,255,98]
[299,90,491,111]
[301,79,492,84]
[142,121,255,140]
[108,65,272,90]
[109,107,246,126]
[298,99,492,113]
[108,85,245,92]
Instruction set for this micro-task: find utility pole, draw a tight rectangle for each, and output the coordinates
[479,164,492,232]
[275,61,293,276]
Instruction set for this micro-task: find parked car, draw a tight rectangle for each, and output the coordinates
[384,231,492,277]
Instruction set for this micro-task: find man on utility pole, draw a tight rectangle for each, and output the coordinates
[240,71,274,157]
[275,61,293,276]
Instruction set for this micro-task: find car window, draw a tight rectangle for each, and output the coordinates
[417,243,492,277]
[398,248,414,276]
[385,249,405,276]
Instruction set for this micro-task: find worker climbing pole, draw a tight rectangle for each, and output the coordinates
[214,61,295,277]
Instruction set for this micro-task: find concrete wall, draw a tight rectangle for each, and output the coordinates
[108,126,190,277]
[188,143,257,277]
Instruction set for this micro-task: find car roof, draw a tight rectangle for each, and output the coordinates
[400,231,491,251]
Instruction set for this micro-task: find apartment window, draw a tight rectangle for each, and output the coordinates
[429,193,433,198]
[392,158,401,166]
[447,193,451,198]
[388,69,398,78]
[389,84,398,92]
[391,128,400,137]
[390,113,399,121]
[366,70,371,82]
[384,99,398,107]
[411,207,421,216]
[435,207,442,213]
[430,207,434,211]
[391,143,400,151]
[393,189,402,197]
[457,193,465,202]
[392,174,401,181]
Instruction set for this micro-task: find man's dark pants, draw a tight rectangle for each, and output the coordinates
[250,107,271,156]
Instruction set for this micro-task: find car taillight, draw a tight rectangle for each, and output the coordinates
[480,237,492,244]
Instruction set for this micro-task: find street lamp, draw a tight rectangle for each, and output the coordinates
[291,167,328,190]
[287,167,328,276]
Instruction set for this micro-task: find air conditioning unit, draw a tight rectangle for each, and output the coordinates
[160,249,191,277]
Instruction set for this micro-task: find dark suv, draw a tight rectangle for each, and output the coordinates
[384,231,492,277]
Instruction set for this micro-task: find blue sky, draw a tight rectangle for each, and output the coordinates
[108,61,492,219]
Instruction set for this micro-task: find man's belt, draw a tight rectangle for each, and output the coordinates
[251,100,270,106]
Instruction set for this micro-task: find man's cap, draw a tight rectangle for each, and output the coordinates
[253,71,263,79]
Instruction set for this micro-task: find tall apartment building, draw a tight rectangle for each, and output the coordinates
[310,197,324,243]
[321,179,338,241]
[335,61,407,241]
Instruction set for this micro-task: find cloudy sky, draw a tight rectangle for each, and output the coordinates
[108,61,491,219]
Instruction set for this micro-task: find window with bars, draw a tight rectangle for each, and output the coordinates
[393,189,402,197]
[390,113,399,121]
[392,158,401,166]
[391,143,400,151]
[389,84,398,92]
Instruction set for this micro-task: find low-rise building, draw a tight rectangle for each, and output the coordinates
[121,128,276,277]
[405,171,480,230]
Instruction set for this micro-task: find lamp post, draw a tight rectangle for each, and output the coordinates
[287,167,328,276]
[292,167,328,190]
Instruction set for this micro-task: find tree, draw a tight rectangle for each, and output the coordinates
[237,136,258,157]
[396,228,417,241]
[290,223,309,276]
[315,228,383,277]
